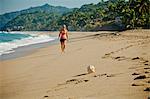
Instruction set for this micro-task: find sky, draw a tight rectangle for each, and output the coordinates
[0,0,101,15]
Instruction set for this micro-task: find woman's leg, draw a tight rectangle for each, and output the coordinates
[61,41,65,52]
[63,40,66,51]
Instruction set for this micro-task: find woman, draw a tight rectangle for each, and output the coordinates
[58,25,68,52]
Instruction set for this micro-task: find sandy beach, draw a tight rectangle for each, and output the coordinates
[0,29,150,99]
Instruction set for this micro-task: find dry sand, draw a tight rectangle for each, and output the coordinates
[0,29,150,99]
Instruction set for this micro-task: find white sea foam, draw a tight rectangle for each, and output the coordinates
[0,33,57,56]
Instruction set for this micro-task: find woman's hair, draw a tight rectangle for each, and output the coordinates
[63,25,66,28]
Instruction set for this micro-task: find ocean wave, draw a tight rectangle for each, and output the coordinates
[0,34,57,56]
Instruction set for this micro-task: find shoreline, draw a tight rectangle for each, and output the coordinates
[0,31,58,60]
[0,29,149,99]
[0,39,58,61]
[0,31,114,61]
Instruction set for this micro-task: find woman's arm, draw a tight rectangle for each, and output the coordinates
[58,32,61,38]
[66,30,68,39]
[58,29,62,38]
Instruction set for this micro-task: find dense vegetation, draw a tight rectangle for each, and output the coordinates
[4,12,60,31]
[59,0,149,31]
[1,0,150,31]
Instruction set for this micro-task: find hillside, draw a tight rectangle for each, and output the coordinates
[4,12,60,31]
[2,0,150,31]
[59,0,149,31]
[0,4,72,29]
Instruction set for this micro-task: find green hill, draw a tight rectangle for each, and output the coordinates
[4,11,60,31]
[2,0,150,31]
[0,4,72,30]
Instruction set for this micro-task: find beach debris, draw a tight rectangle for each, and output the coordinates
[144,87,150,92]
[134,75,146,80]
[87,65,96,74]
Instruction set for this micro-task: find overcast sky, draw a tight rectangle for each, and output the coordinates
[0,0,101,15]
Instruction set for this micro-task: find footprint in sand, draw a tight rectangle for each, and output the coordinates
[132,72,140,75]
[145,71,149,74]
[134,75,147,80]
[42,95,49,99]
[144,67,150,69]
[113,56,128,61]
[73,73,88,77]
[93,73,107,77]
[94,73,123,78]
[148,80,150,83]
[144,87,150,92]
[106,74,116,77]
[66,78,89,84]
[132,57,141,60]
[132,83,145,86]
[143,60,149,63]
[102,53,111,58]
[144,63,149,66]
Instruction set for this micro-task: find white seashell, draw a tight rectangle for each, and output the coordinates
[87,65,95,74]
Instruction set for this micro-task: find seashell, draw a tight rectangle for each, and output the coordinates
[87,65,95,74]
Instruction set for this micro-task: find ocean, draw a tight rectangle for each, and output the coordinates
[0,31,57,56]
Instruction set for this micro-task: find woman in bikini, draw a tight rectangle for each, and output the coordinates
[58,25,68,52]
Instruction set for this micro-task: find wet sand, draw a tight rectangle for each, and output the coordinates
[0,29,149,99]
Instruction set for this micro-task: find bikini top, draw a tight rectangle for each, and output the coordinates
[60,30,67,39]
